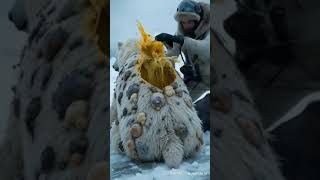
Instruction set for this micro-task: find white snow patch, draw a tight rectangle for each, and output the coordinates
[111,131,210,180]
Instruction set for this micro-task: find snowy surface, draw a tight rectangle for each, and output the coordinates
[110,131,210,180]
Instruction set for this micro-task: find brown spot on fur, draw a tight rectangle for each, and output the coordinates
[127,140,135,151]
[130,123,142,138]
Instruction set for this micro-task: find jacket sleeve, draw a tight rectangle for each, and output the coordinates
[181,33,210,64]
[165,42,181,57]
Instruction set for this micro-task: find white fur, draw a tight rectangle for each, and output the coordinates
[110,39,204,168]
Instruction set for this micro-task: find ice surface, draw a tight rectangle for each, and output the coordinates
[110,131,210,180]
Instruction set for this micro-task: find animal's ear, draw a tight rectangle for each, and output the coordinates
[117,42,123,50]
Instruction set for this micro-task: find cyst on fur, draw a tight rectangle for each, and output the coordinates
[136,112,146,125]
[184,97,193,108]
[135,22,177,90]
[130,123,142,138]
[175,89,184,97]
[151,93,165,111]
[127,83,139,100]
[130,93,138,103]
[164,86,175,97]
[127,140,135,151]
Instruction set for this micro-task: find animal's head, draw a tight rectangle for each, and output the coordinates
[112,39,139,71]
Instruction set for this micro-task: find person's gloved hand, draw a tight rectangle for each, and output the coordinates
[155,33,184,47]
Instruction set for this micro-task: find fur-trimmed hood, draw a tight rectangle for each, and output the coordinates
[176,2,210,39]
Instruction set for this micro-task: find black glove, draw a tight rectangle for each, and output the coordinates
[155,33,184,47]
[180,64,202,84]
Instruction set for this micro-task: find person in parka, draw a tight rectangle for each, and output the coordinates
[155,0,210,101]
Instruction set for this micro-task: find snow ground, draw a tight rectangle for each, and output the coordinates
[110,131,210,180]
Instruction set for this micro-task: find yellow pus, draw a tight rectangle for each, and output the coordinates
[136,22,177,89]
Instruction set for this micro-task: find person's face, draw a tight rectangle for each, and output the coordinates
[182,20,195,31]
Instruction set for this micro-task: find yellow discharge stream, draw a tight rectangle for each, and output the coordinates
[136,21,177,89]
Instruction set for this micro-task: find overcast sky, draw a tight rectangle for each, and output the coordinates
[110,0,210,51]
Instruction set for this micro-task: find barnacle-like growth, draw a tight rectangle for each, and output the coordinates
[136,22,177,89]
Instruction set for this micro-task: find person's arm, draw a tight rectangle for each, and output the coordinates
[155,33,183,57]
[181,33,210,64]
[166,42,181,57]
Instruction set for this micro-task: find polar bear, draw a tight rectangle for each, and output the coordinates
[110,34,204,168]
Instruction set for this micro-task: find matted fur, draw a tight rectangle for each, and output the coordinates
[110,39,204,168]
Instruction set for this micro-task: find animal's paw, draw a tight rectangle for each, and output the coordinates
[162,139,183,168]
